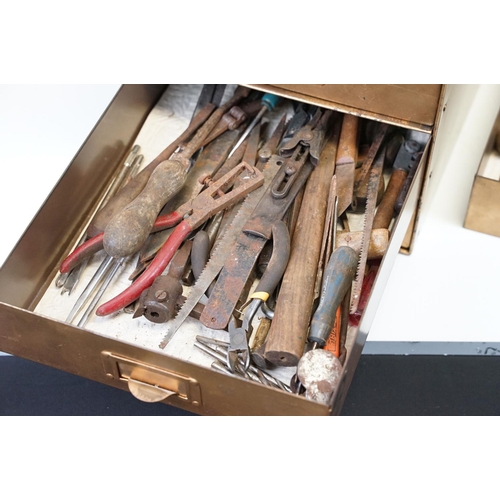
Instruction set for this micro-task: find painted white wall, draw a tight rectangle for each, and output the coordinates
[1,84,499,355]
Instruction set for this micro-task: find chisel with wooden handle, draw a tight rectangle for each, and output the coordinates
[102,87,251,258]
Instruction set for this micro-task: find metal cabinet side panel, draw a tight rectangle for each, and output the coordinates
[0,84,166,311]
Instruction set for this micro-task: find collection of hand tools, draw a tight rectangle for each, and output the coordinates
[55,84,426,404]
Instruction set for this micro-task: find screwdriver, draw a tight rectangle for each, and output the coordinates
[227,92,281,158]
[308,245,358,348]
[290,245,358,397]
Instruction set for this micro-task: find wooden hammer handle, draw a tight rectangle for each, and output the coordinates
[263,123,340,367]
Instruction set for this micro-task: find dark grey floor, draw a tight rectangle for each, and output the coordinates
[1,354,499,415]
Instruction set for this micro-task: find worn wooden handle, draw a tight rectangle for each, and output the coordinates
[87,103,216,237]
[263,124,340,367]
[373,168,408,230]
[336,114,359,165]
[103,159,186,257]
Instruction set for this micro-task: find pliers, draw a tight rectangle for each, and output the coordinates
[279,107,333,166]
[227,219,290,372]
[59,162,264,317]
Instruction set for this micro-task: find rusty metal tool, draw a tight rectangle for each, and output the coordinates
[279,108,332,167]
[279,103,312,148]
[102,95,243,259]
[133,240,193,323]
[135,125,244,265]
[95,162,264,317]
[158,117,288,349]
[195,336,291,392]
[373,139,422,230]
[226,220,290,372]
[335,114,359,215]
[350,145,386,314]
[200,110,334,331]
[86,84,226,239]
[57,146,142,294]
[86,102,217,238]
[352,122,389,198]
[76,257,125,327]
[227,93,281,158]
[262,121,340,367]
[65,255,114,323]
[201,99,263,147]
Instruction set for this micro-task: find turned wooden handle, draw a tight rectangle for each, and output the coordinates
[373,168,408,230]
[336,228,389,260]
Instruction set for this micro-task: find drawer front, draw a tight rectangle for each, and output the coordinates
[0,84,429,415]
[245,84,442,132]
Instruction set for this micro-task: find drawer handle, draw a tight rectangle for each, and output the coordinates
[101,351,201,406]
[127,378,177,403]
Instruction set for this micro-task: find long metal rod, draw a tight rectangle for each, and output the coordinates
[77,258,124,327]
[66,255,114,323]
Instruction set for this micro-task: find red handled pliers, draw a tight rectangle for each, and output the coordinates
[59,162,264,317]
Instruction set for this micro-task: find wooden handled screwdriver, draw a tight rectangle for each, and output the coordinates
[102,87,251,258]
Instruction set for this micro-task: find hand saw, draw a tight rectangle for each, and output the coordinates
[200,110,334,331]
[350,144,386,314]
[158,117,287,349]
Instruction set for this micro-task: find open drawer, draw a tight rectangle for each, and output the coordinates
[0,84,440,415]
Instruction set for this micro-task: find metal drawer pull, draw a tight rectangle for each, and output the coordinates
[101,351,201,406]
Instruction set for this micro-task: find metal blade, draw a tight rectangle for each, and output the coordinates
[350,145,386,314]
[158,159,283,349]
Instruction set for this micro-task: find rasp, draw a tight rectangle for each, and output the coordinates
[158,117,287,349]
[350,144,386,314]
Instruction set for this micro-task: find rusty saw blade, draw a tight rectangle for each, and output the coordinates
[350,144,386,314]
[158,154,284,349]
